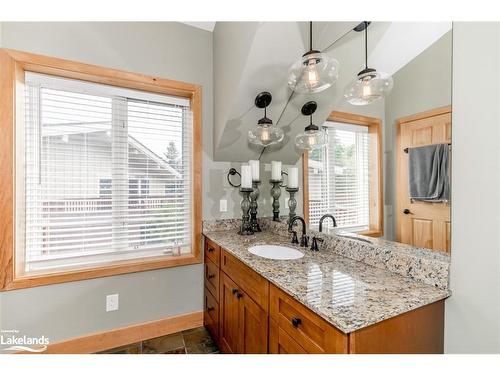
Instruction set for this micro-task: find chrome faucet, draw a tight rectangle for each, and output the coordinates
[288,215,309,247]
[319,214,337,232]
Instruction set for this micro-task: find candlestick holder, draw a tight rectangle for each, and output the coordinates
[249,180,261,232]
[285,187,299,224]
[239,187,254,235]
[270,179,282,222]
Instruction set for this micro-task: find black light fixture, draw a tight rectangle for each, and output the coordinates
[344,21,394,105]
[248,91,284,146]
[288,22,340,94]
[295,101,327,150]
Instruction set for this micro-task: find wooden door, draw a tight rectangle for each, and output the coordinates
[219,273,239,353]
[396,107,451,253]
[238,289,268,353]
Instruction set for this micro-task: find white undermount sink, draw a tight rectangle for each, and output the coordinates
[248,244,304,260]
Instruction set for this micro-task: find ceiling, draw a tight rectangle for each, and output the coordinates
[181,22,216,32]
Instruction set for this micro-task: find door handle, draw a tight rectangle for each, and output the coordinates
[403,208,411,215]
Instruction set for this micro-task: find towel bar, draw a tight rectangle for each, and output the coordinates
[404,143,451,153]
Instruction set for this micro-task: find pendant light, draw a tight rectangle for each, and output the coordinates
[295,101,328,150]
[248,92,284,146]
[288,22,340,94]
[344,21,393,105]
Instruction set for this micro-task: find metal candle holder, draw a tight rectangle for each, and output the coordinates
[270,179,282,222]
[239,187,254,235]
[285,187,299,224]
[249,180,261,232]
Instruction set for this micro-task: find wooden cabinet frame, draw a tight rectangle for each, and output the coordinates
[0,49,203,290]
[302,111,383,237]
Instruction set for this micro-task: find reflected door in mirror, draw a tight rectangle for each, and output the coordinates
[396,107,451,253]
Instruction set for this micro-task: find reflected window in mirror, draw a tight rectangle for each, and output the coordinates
[304,111,382,237]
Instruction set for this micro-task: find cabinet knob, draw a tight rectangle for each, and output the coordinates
[207,306,215,312]
[403,208,411,215]
[207,274,215,279]
[291,317,302,328]
[232,288,238,295]
[208,247,215,253]
[236,292,243,299]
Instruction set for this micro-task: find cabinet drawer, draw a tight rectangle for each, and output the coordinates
[204,287,219,343]
[204,237,220,266]
[269,318,307,354]
[221,249,269,311]
[269,284,348,354]
[204,258,219,301]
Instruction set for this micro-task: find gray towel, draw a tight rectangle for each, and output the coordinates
[408,143,450,202]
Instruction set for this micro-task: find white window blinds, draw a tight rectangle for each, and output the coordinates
[21,72,192,273]
[308,122,370,232]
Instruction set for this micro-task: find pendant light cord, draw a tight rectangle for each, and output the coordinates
[309,21,313,51]
[364,21,368,69]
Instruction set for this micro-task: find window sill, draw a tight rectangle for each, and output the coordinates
[357,229,383,238]
[3,252,202,291]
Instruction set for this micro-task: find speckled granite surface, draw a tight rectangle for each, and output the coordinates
[211,217,451,289]
[203,219,451,334]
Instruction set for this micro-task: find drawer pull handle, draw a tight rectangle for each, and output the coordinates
[236,292,243,299]
[207,306,215,312]
[207,274,216,279]
[232,288,239,295]
[291,317,302,328]
[208,247,215,253]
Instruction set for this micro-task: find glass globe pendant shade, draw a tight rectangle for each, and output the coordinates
[288,51,340,94]
[344,69,394,106]
[248,117,284,147]
[295,126,328,151]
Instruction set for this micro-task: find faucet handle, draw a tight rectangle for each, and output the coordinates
[291,231,299,244]
[300,234,309,248]
[311,236,324,251]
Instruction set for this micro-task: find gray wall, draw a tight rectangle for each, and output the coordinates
[0,21,239,343]
[384,31,452,240]
[444,22,500,353]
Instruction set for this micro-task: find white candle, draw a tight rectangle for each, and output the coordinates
[271,161,282,181]
[288,167,298,188]
[241,165,252,188]
[249,160,259,181]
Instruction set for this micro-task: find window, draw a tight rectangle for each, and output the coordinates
[0,49,202,290]
[304,111,382,236]
[20,72,196,273]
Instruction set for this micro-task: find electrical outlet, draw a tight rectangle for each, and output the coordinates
[219,199,227,212]
[106,294,119,312]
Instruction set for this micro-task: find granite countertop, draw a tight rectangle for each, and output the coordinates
[204,229,451,334]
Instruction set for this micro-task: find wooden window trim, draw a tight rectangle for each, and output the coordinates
[0,49,203,291]
[302,110,383,237]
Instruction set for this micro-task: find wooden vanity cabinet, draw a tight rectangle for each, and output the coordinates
[203,236,445,354]
[203,239,269,354]
[219,272,268,353]
[203,238,221,343]
[269,284,348,354]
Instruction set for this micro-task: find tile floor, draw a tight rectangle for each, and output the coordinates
[98,327,219,354]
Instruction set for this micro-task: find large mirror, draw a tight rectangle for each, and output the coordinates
[303,22,452,253]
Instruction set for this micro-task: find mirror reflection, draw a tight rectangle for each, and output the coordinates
[302,22,452,253]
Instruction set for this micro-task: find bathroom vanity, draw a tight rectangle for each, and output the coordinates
[202,219,450,354]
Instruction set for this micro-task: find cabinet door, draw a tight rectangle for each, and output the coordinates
[219,272,239,353]
[238,289,268,354]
